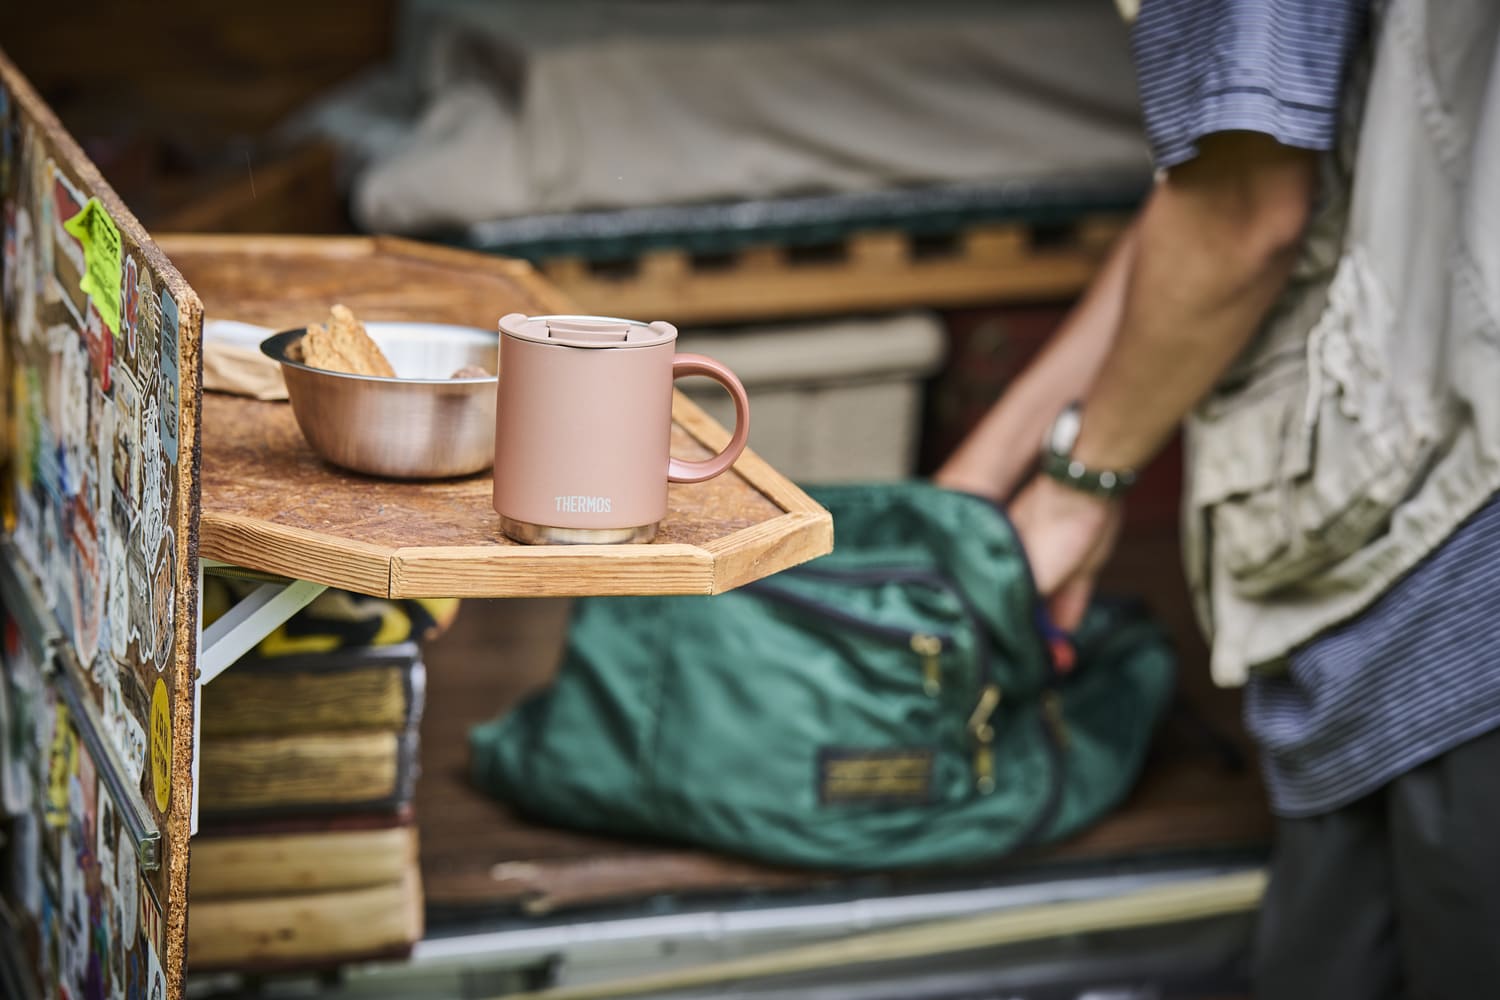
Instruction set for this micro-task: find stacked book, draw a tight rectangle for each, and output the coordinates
[187,643,426,972]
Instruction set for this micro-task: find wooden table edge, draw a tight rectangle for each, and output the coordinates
[199,512,394,596]
[388,543,717,598]
[703,511,834,594]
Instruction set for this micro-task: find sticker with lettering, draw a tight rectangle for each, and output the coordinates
[158,288,179,464]
[149,677,170,814]
[61,195,124,336]
[139,878,164,954]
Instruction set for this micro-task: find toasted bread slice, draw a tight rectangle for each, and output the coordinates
[296,305,397,378]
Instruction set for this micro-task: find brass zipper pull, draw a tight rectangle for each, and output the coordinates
[974,744,995,794]
[910,633,944,696]
[967,683,1002,794]
[1042,689,1070,749]
[967,684,1001,742]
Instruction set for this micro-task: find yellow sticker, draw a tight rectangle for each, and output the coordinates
[45,704,78,828]
[149,678,171,813]
[60,196,123,336]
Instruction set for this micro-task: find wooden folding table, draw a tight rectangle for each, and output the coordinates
[0,51,829,1000]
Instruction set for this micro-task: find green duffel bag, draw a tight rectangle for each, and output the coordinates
[470,482,1176,870]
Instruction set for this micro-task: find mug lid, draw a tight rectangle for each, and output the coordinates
[499,313,677,349]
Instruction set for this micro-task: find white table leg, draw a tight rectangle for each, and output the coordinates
[198,578,327,684]
[192,561,327,834]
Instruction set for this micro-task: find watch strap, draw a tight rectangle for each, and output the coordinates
[1040,403,1138,498]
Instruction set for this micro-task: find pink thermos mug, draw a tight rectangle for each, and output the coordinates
[493,313,751,544]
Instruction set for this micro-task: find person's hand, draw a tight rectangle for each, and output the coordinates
[1008,475,1121,631]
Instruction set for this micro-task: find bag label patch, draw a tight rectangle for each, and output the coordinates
[818,748,934,805]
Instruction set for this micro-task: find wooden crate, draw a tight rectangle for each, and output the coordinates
[189,822,423,972]
[545,216,1131,325]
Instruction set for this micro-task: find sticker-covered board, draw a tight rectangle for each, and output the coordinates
[0,50,202,1000]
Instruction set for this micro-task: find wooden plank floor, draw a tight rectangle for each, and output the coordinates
[416,527,1271,921]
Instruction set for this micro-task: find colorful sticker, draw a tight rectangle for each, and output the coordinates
[136,377,164,561]
[139,880,164,954]
[61,195,124,336]
[148,678,170,814]
[146,935,165,1000]
[66,486,103,669]
[150,527,174,672]
[127,545,152,662]
[45,702,77,829]
[111,373,139,515]
[10,812,41,919]
[84,301,114,393]
[95,784,128,993]
[157,289,178,464]
[120,253,138,349]
[130,267,159,387]
[96,780,116,890]
[4,204,39,346]
[107,531,130,662]
[1,620,42,813]
[116,824,137,943]
[47,162,86,324]
[47,322,89,500]
[121,709,147,790]
[58,828,88,996]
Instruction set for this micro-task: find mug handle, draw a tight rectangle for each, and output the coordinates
[667,354,751,484]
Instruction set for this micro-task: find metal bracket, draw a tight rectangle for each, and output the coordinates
[191,560,327,834]
[197,562,327,685]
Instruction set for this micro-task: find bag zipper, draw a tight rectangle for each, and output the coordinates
[744,578,958,697]
[753,565,1008,793]
[762,565,981,701]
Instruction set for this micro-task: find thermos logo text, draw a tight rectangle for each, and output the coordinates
[555,495,613,514]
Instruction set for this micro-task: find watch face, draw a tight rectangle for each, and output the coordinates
[1049,405,1082,454]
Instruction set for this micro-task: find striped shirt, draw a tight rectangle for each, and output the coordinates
[1131,0,1500,816]
[1245,494,1500,816]
[1130,0,1369,168]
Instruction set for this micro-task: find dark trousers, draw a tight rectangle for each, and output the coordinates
[1254,727,1500,999]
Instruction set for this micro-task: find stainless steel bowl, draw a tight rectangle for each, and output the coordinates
[261,322,498,479]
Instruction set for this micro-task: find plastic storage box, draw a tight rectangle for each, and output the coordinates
[678,312,947,483]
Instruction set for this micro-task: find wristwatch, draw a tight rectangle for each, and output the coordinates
[1040,402,1137,498]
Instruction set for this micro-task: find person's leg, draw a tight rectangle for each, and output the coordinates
[1253,792,1403,1000]
[1388,725,1500,998]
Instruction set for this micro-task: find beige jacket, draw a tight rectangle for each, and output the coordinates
[1185,0,1500,686]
